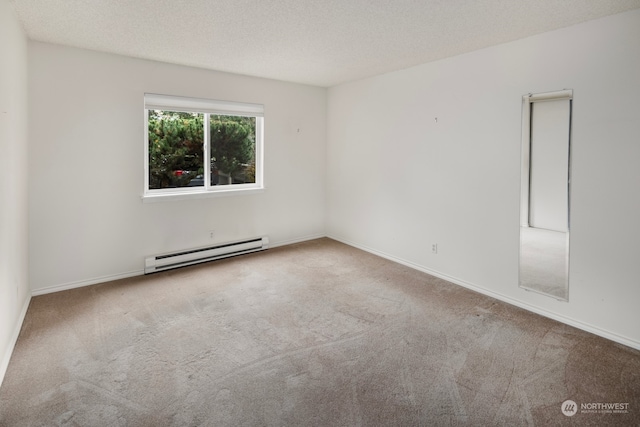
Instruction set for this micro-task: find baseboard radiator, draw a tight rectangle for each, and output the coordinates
[144,236,269,274]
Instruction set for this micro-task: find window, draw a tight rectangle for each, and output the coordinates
[143,94,264,201]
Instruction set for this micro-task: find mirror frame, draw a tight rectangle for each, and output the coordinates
[519,89,573,301]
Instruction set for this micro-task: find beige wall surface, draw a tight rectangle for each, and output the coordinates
[28,43,327,293]
[327,10,640,347]
[0,0,31,385]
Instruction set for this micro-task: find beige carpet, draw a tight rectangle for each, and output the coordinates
[1,238,638,426]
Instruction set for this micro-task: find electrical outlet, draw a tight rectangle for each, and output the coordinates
[432,243,438,254]
[209,230,215,239]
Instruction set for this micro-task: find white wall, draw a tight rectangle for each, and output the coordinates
[327,10,640,348]
[0,0,31,383]
[28,43,327,293]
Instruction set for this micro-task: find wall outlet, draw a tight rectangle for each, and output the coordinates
[209,230,215,239]
[432,243,438,254]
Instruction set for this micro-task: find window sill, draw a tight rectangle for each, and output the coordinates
[142,186,265,203]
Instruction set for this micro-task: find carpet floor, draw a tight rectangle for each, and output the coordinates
[1,238,638,426]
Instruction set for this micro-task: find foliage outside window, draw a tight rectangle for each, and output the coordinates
[144,94,263,199]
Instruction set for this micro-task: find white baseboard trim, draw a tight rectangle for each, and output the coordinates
[29,234,327,297]
[0,294,31,388]
[328,235,640,351]
[28,234,636,349]
[1,235,327,389]
[31,270,144,297]
[270,233,326,249]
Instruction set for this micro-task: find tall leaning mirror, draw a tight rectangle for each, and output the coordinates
[519,89,572,301]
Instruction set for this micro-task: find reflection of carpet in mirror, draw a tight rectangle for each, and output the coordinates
[519,227,568,300]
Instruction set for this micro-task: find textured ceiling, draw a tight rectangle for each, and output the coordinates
[9,0,640,87]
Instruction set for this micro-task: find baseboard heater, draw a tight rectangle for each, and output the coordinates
[144,236,269,274]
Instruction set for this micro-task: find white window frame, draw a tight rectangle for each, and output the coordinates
[143,93,264,202]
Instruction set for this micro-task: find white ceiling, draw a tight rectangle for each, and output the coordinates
[9,0,640,87]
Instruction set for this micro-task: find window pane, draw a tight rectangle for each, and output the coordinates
[148,110,205,189]
[210,115,256,186]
